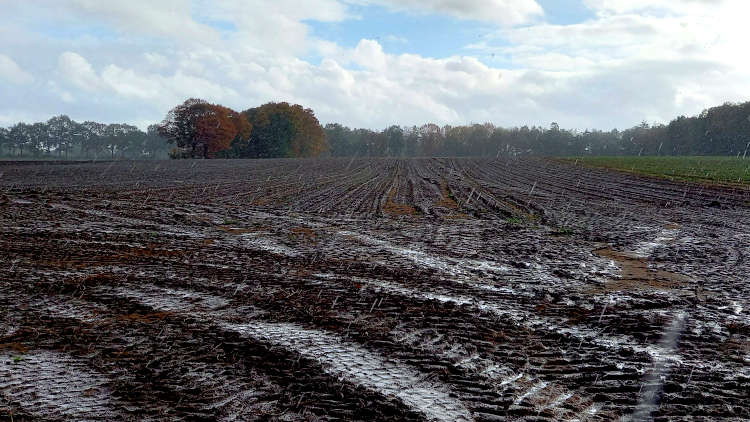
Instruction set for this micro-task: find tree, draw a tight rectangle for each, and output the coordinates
[195,104,251,158]
[419,123,443,156]
[9,122,45,157]
[118,126,149,158]
[234,102,327,158]
[324,123,354,157]
[0,127,8,156]
[158,98,250,158]
[46,115,77,158]
[468,124,494,156]
[143,124,171,158]
[28,122,48,156]
[158,98,209,157]
[80,121,107,158]
[384,125,405,156]
[366,129,388,156]
[102,123,140,158]
[666,116,704,155]
[404,126,419,156]
[4,99,750,159]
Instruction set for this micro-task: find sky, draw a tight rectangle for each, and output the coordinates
[1,0,749,131]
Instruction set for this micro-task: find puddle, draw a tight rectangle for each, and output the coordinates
[632,227,679,258]
[592,247,690,293]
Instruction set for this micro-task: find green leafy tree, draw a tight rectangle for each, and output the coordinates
[234,102,327,158]
[384,125,405,157]
[144,124,170,158]
[324,123,355,157]
[8,123,33,156]
[46,115,78,158]
[102,123,140,158]
[80,121,107,158]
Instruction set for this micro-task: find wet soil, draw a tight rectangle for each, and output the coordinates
[591,247,690,294]
[0,157,748,421]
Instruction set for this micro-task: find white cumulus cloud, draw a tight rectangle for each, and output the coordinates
[58,52,102,91]
[0,54,33,85]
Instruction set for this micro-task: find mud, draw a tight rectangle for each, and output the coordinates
[1,157,748,421]
[591,247,689,294]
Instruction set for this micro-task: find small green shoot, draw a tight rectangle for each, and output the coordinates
[506,217,524,225]
[554,227,574,236]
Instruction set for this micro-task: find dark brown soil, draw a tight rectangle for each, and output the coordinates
[1,157,748,421]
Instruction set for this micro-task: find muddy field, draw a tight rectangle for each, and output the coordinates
[1,157,748,421]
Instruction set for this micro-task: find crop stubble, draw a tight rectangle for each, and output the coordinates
[1,157,748,421]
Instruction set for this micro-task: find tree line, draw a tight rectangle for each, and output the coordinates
[2,100,748,159]
[325,101,750,158]
[0,115,169,159]
[0,99,328,160]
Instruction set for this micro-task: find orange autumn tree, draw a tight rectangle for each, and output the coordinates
[195,104,251,158]
[157,98,251,158]
[287,104,327,157]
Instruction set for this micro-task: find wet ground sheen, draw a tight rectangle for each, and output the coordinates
[1,157,748,421]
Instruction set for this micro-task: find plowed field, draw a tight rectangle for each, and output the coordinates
[1,158,748,421]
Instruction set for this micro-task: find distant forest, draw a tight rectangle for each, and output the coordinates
[1,100,749,159]
[0,116,170,160]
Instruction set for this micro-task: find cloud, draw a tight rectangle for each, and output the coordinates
[58,51,238,108]
[55,0,220,45]
[144,53,170,69]
[58,52,102,91]
[47,81,76,104]
[2,0,750,132]
[15,0,349,54]
[465,0,750,126]
[366,0,544,25]
[0,54,33,85]
[583,0,729,15]
[0,110,40,127]
[191,0,353,55]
